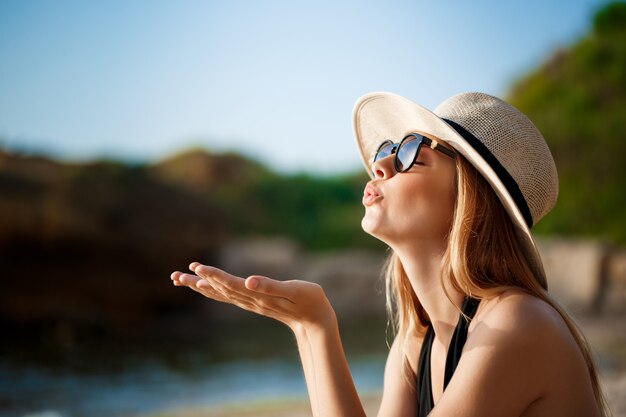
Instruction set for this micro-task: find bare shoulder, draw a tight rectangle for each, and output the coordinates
[469,289,586,377]
[462,290,599,415]
[430,290,600,416]
[473,290,573,341]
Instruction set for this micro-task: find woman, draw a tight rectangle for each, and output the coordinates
[171,92,608,416]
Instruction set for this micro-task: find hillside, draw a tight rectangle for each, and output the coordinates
[508,1,626,243]
[150,148,373,250]
[0,149,235,344]
[0,148,372,346]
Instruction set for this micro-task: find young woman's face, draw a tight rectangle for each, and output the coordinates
[361,137,457,248]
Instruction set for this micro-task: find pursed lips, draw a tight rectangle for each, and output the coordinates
[362,183,382,206]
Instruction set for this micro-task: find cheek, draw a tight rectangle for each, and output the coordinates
[430,189,456,233]
[402,176,456,236]
[426,179,455,214]
[361,166,457,242]
[431,179,457,233]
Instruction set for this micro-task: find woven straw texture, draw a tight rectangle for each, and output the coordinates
[434,92,558,226]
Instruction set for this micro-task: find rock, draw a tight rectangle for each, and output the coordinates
[538,237,609,312]
[215,238,387,320]
[537,237,626,314]
[216,236,626,319]
[211,237,303,321]
[606,248,626,314]
[301,249,387,319]
[218,236,302,280]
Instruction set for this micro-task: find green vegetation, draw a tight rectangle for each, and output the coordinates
[508,1,626,244]
[151,148,378,251]
[213,171,375,250]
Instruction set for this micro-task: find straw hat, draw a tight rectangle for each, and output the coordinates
[352,92,558,287]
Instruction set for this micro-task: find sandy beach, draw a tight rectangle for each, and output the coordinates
[146,393,381,417]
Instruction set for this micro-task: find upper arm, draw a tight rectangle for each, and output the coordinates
[429,295,563,417]
[377,334,418,417]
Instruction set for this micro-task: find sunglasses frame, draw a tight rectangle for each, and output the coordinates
[373,133,456,174]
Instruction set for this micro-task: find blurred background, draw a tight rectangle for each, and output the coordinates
[1,1,625,416]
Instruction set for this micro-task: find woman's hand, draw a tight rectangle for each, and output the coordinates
[173,263,367,417]
[171,262,336,331]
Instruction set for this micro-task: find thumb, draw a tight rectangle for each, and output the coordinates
[245,275,291,298]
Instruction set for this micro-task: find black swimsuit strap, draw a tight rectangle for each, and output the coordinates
[416,297,480,417]
[417,324,435,415]
[444,297,480,388]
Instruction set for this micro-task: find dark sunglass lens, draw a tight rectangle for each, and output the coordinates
[374,142,395,162]
[396,137,420,171]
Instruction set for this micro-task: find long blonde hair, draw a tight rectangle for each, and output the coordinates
[384,156,609,415]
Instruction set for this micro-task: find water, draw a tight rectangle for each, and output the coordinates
[0,354,385,417]
[0,319,388,417]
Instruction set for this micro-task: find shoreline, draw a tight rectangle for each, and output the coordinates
[143,313,626,417]
[143,391,383,417]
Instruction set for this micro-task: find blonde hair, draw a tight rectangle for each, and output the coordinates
[384,156,609,415]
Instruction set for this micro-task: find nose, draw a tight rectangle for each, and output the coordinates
[371,155,396,180]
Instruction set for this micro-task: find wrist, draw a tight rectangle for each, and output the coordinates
[290,308,338,338]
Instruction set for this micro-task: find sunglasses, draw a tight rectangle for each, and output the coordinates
[373,133,456,173]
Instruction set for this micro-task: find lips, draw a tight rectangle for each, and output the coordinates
[362,183,382,206]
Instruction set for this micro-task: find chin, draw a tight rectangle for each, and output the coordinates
[361,215,389,244]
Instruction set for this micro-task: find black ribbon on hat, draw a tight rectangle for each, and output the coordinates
[442,118,534,229]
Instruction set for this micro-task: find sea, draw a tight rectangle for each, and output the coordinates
[0,318,388,417]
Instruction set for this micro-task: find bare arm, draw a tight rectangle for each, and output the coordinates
[171,263,366,417]
[376,335,418,417]
[292,316,365,416]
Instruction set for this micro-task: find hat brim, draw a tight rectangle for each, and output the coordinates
[352,92,546,285]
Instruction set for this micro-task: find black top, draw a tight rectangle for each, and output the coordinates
[417,297,480,417]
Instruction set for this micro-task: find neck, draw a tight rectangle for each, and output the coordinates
[392,240,464,345]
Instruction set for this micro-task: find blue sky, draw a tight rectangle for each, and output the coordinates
[0,0,606,174]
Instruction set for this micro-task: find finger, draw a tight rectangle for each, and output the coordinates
[177,272,203,287]
[196,279,212,289]
[171,271,185,286]
[190,265,296,316]
[194,264,250,294]
[189,261,201,271]
[245,275,294,302]
[197,278,288,315]
[195,274,255,304]
[177,274,234,303]
[195,279,230,301]
[174,270,270,312]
